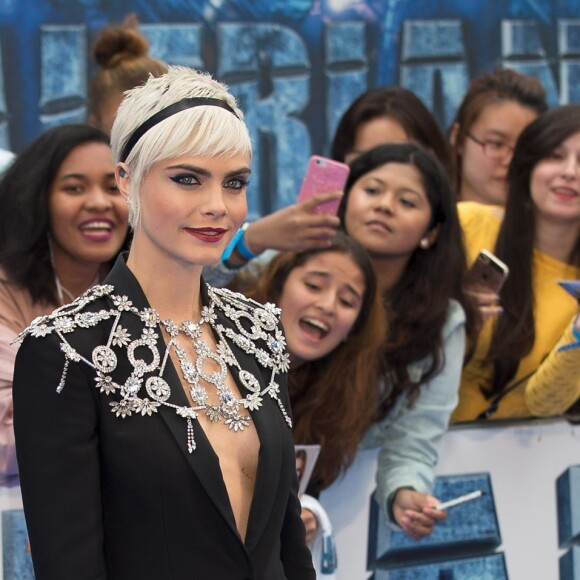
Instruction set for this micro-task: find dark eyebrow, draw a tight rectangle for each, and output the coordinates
[365,176,423,198]
[305,270,364,300]
[482,129,510,140]
[165,163,251,178]
[60,172,115,180]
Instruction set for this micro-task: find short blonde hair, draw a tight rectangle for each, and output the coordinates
[110,66,252,227]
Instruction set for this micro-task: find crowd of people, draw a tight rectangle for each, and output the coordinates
[0,14,579,580]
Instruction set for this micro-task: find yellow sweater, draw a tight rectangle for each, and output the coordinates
[452,202,580,422]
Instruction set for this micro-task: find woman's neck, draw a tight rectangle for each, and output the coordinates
[53,257,103,304]
[126,242,204,323]
[534,216,580,264]
[371,254,409,294]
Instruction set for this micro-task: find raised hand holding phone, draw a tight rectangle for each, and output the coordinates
[465,249,509,321]
[297,156,350,216]
[465,249,509,294]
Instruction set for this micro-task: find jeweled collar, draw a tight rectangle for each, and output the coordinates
[17,258,291,452]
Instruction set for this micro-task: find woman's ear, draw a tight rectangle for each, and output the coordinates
[116,163,130,199]
[449,122,462,154]
[419,224,440,249]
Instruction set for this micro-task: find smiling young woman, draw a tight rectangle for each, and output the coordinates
[0,124,129,478]
[13,67,314,579]
[453,105,580,422]
[231,232,385,491]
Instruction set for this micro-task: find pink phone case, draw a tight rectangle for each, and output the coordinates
[296,156,350,215]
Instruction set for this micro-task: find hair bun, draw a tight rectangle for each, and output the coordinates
[92,14,149,69]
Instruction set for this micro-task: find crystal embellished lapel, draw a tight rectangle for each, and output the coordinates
[16,283,292,453]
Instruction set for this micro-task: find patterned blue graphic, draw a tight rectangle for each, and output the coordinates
[2,509,34,580]
[0,0,578,213]
[368,473,502,572]
[371,553,508,580]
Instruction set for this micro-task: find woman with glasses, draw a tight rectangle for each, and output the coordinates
[449,68,547,205]
[452,105,580,422]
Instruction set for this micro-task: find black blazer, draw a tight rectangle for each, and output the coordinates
[13,257,314,580]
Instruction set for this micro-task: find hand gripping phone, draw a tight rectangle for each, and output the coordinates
[465,249,510,294]
[296,155,350,216]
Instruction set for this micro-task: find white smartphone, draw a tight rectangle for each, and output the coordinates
[465,249,509,294]
[435,489,484,511]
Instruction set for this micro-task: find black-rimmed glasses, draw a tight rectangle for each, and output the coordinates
[466,132,515,161]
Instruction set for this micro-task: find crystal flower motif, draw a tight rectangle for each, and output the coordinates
[225,414,250,432]
[134,398,159,416]
[268,381,280,397]
[162,319,179,337]
[112,295,133,311]
[110,400,132,418]
[29,323,52,338]
[201,305,217,325]
[53,316,75,333]
[206,405,221,422]
[243,395,263,411]
[140,308,160,327]
[95,373,116,395]
[146,377,170,400]
[141,328,157,345]
[123,376,142,397]
[112,325,131,347]
[92,345,117,371]
[270,331,286,352]
[275,353,291,373]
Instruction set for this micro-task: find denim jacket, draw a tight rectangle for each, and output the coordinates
[360,300,466,523]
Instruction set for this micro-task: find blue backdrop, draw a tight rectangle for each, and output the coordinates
[0,0,578,216]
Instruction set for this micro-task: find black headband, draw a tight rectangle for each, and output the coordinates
[119,97,239,162]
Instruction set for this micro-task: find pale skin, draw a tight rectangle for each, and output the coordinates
[117,153,260,542]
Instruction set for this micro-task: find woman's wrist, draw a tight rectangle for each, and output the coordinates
[386,486,415,524]
[222,223,258,268]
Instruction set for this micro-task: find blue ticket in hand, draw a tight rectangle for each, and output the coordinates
[558,280,580,300]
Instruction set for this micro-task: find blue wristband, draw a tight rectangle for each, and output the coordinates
[221,223,256,264]
[236,226,256,260]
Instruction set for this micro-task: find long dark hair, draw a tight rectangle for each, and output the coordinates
[450,68,547,196]
[0,124,113,305]
[339,143,476,416]
[330,86,451,173]
[485,105,580,395]
[231,233,386,491]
